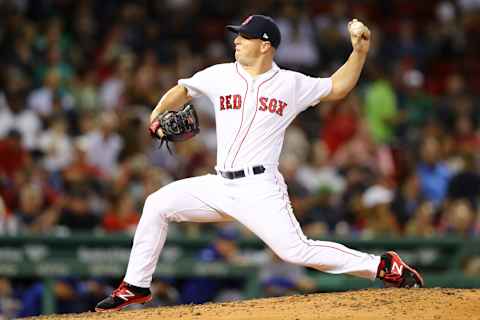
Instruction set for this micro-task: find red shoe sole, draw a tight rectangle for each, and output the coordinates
[95,295,153,312]
[387,251,424,288]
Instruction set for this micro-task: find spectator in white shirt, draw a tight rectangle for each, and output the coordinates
[27,69,74,118]
[275,3,319,70]
[38,116,73,172]
[0,90,41,150]
[78,112,124,178]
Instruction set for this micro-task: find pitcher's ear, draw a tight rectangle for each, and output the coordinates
[261,41,272,53]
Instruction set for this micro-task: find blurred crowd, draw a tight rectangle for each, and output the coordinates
[1,0,480,316]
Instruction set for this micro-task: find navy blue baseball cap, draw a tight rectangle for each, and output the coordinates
[226,15,281,48]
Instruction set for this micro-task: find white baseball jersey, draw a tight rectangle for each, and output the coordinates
[178,62,332,170]
[124,61,381,289]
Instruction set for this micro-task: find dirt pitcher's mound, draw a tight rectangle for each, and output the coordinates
[31,288,479,320]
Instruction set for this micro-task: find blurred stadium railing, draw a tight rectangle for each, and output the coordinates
[1,234,479,314]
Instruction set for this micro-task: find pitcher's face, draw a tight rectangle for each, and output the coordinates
[234,34,269,66]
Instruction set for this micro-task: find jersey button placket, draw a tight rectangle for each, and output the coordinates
[248,80,256,107]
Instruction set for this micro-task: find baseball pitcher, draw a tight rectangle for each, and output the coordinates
[96,15,423,312]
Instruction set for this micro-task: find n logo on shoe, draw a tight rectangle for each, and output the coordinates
[392,261,404,275]
[118,290,135,301]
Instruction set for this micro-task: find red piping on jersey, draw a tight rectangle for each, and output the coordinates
[230,70,279,167]
[223,63,248,168]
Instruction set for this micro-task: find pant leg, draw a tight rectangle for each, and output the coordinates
[230,171,380,281]
[124,175,231,288]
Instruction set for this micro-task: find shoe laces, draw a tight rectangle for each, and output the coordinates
[112,282,128,297]
[377,259,387,278]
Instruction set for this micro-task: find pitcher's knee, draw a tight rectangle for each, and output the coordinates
[276,249,308,266]
[143,188,177,222]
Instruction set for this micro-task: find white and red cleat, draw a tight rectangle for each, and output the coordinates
[95,281,152,312]
[377,251,424,288]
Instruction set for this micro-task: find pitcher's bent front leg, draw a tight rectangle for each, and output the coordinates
[124,175,231,288]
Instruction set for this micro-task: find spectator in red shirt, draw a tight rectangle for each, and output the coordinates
[321,94,360,157]
[452,115,480,154]
[102,192,139,233]
[0,130,27,179]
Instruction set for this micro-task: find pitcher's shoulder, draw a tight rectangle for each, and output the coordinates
[187,63,235,79]
[274,68,304,85]
[209,62,236,71]
[196,63,235,76]
[278,68,305,77]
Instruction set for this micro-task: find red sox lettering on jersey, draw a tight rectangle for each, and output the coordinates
[258,96,287,116]
[220,94,287,116]
[179,62,332,170]
[219,94,242,110]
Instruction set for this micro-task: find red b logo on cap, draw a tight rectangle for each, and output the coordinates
[241,15,253,25]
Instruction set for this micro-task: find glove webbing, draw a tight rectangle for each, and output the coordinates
[158,138,173,155]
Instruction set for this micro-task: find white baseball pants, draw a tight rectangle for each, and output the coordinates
[124,167,380,288]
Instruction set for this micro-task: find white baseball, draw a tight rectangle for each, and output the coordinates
[350,20,365,36]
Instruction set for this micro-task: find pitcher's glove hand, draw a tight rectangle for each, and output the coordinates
[148,104,200,151]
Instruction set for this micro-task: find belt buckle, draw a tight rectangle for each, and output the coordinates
[253,165,265,174]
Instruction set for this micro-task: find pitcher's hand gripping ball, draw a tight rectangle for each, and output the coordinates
[149,104,200,144]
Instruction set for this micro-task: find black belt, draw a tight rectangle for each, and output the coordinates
[218,165,266,179]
